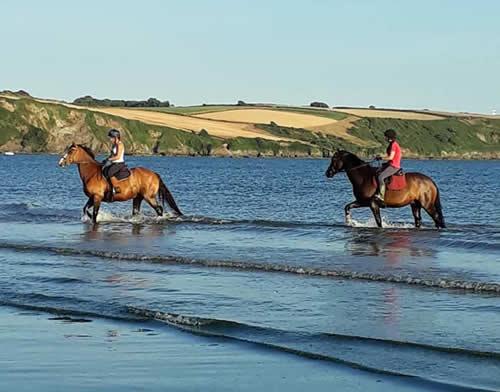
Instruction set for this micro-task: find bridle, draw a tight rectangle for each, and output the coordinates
[58,147,97,166]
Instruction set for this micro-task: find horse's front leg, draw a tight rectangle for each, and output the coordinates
[369,200,383,228]
[344,200,362,225]
[92,197,102,225]
[83,197,93,219]
[132,196,143,216]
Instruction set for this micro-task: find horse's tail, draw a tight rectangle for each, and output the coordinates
[433,182,446,228]
[157,174,183,216]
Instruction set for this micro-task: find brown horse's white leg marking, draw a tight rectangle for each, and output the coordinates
[83,197,93,219]
[144,195,164,217]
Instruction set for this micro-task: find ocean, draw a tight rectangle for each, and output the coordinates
[0,154,499,391]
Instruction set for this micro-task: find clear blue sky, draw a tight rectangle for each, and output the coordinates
[2,0,499,113]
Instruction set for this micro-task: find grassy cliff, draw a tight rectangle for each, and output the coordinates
[348,117,500,158]
[0,97,314,157]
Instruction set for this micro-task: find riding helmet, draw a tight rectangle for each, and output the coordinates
[108,129,121,138]
[384,129,397,139]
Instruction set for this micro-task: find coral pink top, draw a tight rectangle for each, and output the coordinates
[390,141,402,168]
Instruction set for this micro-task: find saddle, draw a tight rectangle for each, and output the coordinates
[385,169,406,190]
[102,163,131,202]
[103,162,131,181]
[114,164,131,181]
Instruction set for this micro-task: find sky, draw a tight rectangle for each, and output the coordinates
[1,0,499,113]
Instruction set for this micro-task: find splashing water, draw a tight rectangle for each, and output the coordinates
[347,216,415,229]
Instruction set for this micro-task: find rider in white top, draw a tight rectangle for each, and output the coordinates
[102,129,126,195]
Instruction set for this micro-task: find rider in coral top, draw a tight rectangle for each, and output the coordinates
[374,129,402,203]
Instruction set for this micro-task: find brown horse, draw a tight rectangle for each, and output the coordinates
[325,150,445,229]
[58,144,182,223]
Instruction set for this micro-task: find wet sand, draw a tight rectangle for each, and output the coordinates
[0,306,443,392]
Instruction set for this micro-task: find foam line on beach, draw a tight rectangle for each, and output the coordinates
[1,242,499,294]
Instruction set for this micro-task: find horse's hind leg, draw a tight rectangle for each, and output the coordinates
[423,205,442,229]
[369,201,383,228]
[144,195,163,217]
[83,197,93,219]
[132,196,143,216]
[411,202,422,228]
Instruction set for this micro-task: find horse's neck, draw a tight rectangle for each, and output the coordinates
[77,162,101,183]
[345,163,373,188]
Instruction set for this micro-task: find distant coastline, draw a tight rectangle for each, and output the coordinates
[1,92,499,160]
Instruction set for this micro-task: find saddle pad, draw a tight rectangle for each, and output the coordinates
[388,173,406,190]
[115,165,131,181]
[372,172,407,191]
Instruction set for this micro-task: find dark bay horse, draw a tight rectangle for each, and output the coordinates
[58,144,182,223]
[325,150,445,229]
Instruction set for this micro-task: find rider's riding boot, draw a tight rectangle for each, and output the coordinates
[374,183,386,204]
[105,179,115,201]
[110,177,121,195]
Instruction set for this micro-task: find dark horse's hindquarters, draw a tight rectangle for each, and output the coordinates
[325,151,445,229]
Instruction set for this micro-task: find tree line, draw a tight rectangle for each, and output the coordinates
[73,95,171,107]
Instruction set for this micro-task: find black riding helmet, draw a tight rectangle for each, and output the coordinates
[108,129,121,138]
[384,129,397,140]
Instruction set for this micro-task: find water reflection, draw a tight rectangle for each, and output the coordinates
[345,229,438,261]
[81,222,168,242]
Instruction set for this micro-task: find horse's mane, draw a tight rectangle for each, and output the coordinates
[77,144,96,160]
[338,150,377,176]
[339,150,365,166]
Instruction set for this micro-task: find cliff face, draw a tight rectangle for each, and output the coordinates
[0,97,322,157]
[0,97,120,154]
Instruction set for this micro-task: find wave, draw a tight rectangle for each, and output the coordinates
[0,202,80,223]
[1,242,499,293]
[128,306,500,358]
[125,306,500,391]
[1,299,497,391]
[23,276,89,284]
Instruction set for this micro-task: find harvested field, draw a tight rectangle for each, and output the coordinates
[89,107,290,141]
[334,108,445,120]
[195,109,337,128]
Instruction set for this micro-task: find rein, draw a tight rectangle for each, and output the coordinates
[345,162,372,173]
[74,160,100,165]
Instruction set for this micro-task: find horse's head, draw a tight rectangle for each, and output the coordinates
[58,143,95,167]
[325,150,348,178]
